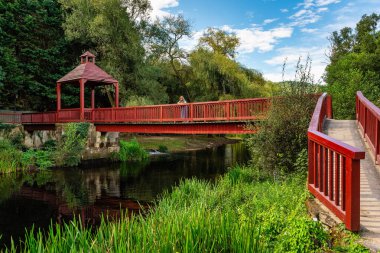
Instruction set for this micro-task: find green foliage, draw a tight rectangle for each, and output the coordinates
[326,13,380,119]
[247,57,318,174]
[330,224,370,252]
[42,140,57,150]
[0,139,24,173]
[21,149,54,169]
[60,0,149,106]
[158,145,168,153]
[9,166,332,252]
[276,217,327,252]
[0,0,78,111]
[199,27,240,58]
[55,123,89,167]
[119,139,148,162]
[188,48,269,101]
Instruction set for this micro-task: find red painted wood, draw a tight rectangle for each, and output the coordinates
[357,91,380,164]
[308,93,365,232]
[95,122,256,134]
[80,79,85,121]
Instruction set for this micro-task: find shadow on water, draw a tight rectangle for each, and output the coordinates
[0,142,249,248]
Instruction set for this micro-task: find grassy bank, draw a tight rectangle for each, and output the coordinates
[3,166,335,252]
[123,135,238,153]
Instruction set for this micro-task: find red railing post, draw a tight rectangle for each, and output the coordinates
[226,102,230,121]
[308,139,314,184]
[160,106,163,122]
[377,119,380,164]
[345,158,361,231]
[190,104,193,122]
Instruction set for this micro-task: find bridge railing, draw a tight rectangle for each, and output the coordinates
[88,98,270,123]
[308,93,365,231]
[0,112,22,124]
[0,98,270,124]
[356,91,380,164]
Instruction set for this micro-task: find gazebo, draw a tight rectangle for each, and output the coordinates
[56,51,119,121]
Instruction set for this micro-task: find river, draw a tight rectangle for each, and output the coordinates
[0,142,249,248]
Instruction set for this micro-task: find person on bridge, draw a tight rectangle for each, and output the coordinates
[177,96,188,119]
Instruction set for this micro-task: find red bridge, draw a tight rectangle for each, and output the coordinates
[0,52,267,134]
[0,97,268,134]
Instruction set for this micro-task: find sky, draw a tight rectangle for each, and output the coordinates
[149,0,380,83]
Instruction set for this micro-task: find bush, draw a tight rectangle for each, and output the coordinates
[158,145,168,153]
[55,123,89,167]
[21,149,54,169]
[119,139,148,162]
[247,57,318,175]
[0,140,24,173]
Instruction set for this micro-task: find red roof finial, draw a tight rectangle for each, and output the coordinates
[80,51,96,64]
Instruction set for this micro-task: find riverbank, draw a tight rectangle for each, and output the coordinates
[2,166,366,252]
[122,135,240,153]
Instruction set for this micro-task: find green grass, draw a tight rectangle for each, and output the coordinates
[132,136,187,152]
[119,139,148,162]
[0,139,24,174]
[6,166,331,252]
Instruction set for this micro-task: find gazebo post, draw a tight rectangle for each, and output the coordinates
[91,87,95,121]
[56,82,61,111]
[114,82,119,108]
[80,79,85,121]
[91,88,95,109]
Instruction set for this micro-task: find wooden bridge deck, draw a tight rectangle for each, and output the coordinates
[325,119,380,250]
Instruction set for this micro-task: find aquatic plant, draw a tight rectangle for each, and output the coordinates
[119,139,148,162]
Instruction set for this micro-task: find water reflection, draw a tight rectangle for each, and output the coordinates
[0,142,248,247]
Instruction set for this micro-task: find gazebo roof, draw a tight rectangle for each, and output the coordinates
[57,51,117,84]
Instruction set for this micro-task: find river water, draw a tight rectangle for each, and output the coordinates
[0,142,249,247]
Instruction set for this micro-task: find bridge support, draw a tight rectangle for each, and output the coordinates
[95,122,256,135]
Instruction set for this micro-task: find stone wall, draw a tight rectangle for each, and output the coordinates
[0,123,120,160]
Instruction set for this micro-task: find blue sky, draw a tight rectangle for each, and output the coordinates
[150,0,380,82]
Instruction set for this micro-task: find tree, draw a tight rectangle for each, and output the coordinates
[188,48,268,101]
[0,0,77,110]
[60,0,151,106]
[326,13,380,119]
[198,28,240,59]
[148,15,192,101]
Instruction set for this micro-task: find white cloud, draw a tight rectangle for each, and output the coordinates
[150,0,179,19]
[315,0,340,6]
[280,8,289,13]
[263,46,328,82]
[317,7,328,12]
[263,18,278,25]
[223,26,293,53]
[179,30,203,51]
[301,28,318,33]
[289,9,321,27]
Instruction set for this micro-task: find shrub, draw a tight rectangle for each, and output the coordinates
[0,140,24,173]
[42,139,57,150]
[247,57,318,175]
[55,123,90,167]
[119,139,148,162]
[158,145,168,153]
[21,149,54,169]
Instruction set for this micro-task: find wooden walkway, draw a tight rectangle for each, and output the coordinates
[325,119,380,251]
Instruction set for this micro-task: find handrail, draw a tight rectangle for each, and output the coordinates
[308,93,364,231]
[356,91,380,164]
[7,97,270,124]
